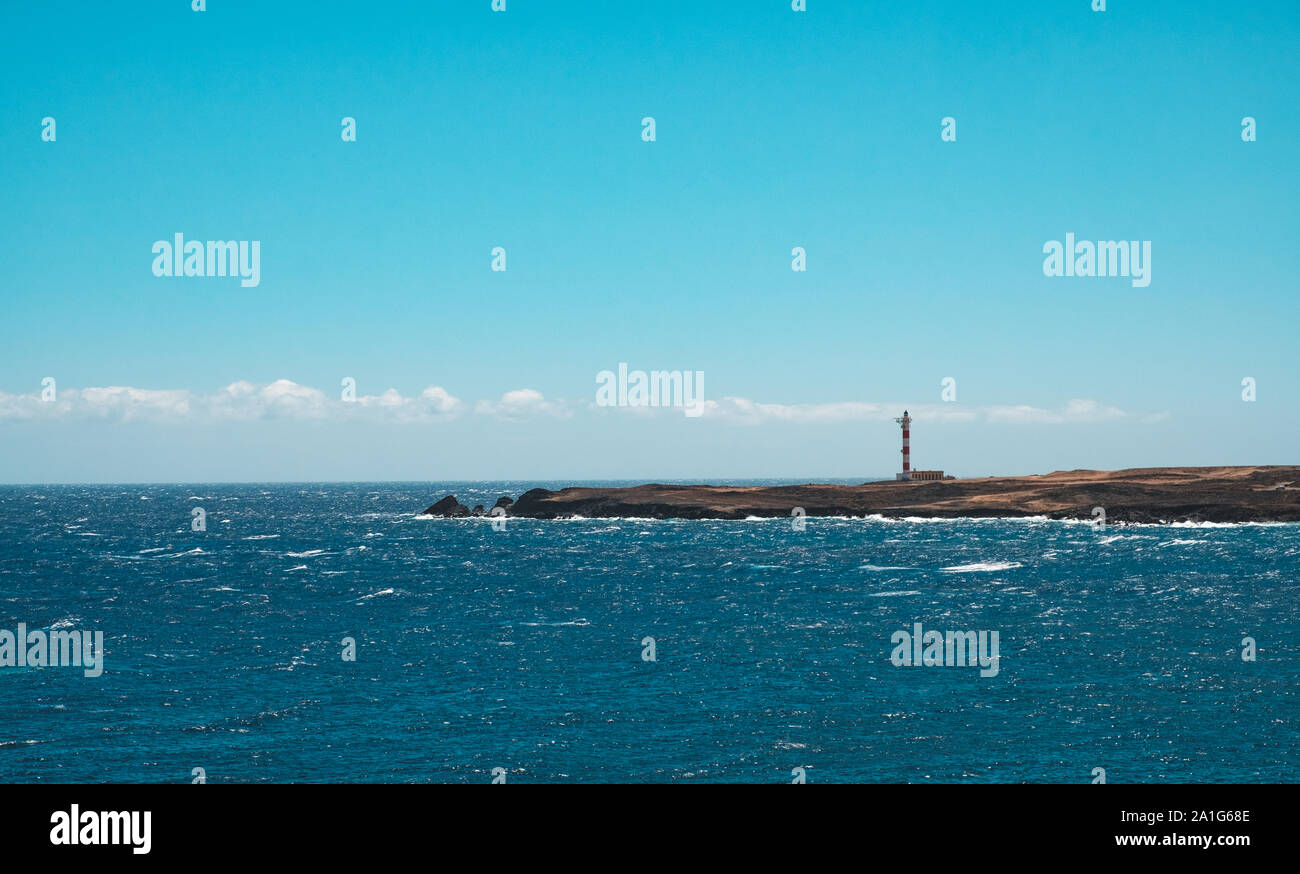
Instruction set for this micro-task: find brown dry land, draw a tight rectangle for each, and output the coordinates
[425,466,1300,523]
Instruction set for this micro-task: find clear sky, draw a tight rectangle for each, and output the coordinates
[2,0,1296,483]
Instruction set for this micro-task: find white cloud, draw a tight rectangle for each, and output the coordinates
[0,386,192,423]
[690,397,1131,425]
[0,380,464,424]
[0,381,1155,428]
[355,385,464,421]
[475,388,570,419]
[984,398,1127,425]
[206,379,331,421]
[695,398,977,425]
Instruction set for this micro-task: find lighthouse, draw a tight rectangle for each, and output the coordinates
[894,411,912,481]
[893,411,948,482]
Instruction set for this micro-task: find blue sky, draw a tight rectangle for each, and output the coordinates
[2,0,1296,482]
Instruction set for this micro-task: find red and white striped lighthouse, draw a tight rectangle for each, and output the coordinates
[894,410,912,481]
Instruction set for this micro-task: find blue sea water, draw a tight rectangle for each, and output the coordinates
[1,482,1297,784]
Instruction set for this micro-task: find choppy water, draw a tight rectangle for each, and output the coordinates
[1,482,1297,783]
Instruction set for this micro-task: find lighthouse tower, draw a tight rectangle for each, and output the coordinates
[894,410,912,481]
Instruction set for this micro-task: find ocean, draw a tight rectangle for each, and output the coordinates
[2,482,1297,783]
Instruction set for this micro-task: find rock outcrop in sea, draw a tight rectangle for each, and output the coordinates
[422,495,469,517]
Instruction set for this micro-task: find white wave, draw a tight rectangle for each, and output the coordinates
[244,534,280,540]
[902,515,1050,524]
[1168,520,1292,528]
[358,588,395,599]
[868,590,922,597]
[941,561,1023,573]
[286,549,325,558]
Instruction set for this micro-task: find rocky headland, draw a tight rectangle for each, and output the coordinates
[421,466,1300,524]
